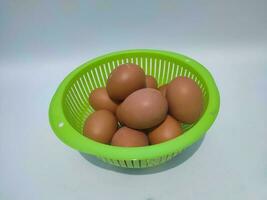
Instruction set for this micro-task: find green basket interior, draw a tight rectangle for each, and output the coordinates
[64,54,208,133]
[49,50,219,168]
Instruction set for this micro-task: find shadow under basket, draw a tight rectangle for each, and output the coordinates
[49,49,220,168]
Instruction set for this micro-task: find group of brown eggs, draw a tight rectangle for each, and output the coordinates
[83,63,203,147]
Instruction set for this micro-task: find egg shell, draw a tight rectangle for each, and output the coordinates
[83,110,118,144]
[116,88,168,129]
[89,87,119,113]
[158,84,167,97]
[111,127,149,147]
[106,63,146,101]
[145,75,158,89]
[148,115,182,145]
[167,77,203,123]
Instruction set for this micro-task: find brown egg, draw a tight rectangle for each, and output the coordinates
[116,88,168,129]
[83,110,117,144]
[111,127,149,147]
[89,87,118,113]
[148,115,182,145]
[106,63,146,101]
[145,75,158,89]
[167,77,203,123]
[158,84,167,97]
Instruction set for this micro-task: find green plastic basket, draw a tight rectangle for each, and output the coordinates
[49,49,220,168]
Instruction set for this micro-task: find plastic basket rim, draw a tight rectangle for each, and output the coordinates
[49,49,220,160]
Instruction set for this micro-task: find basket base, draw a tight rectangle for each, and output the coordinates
[79,137,204,171]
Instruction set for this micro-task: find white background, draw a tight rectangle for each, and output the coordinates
[1,1,267,200]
